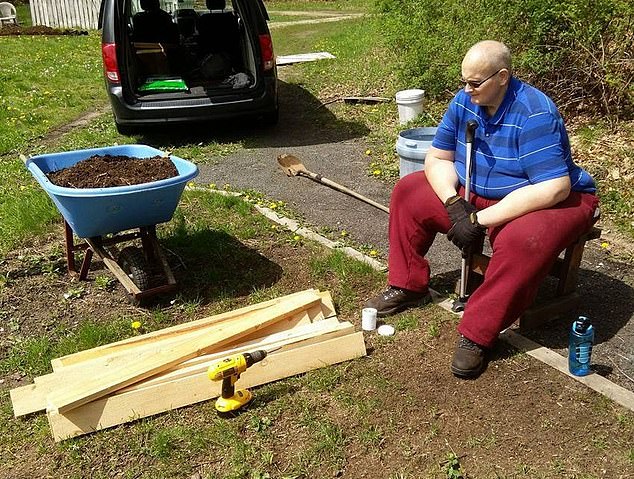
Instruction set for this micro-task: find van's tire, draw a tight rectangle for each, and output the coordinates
[118,246,150,291]
[261,107,279,126]
[115,121,135,136]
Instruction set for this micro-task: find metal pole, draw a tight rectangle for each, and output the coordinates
[452,119,478,312]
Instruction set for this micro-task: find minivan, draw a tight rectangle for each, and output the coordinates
[99,0,278,133]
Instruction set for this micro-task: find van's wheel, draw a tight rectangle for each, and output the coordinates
[118,246,150,291]
[261,107,279,126]
[115,121,135,136]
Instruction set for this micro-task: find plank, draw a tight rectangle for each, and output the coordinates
[117,320,354,392]
[46,291,321,414]
[50,289,320,370]
[9,384,40,418]
[12,293,332,417]
[275,52,335,65]
[15,317,348,417]
[48,332,366,441]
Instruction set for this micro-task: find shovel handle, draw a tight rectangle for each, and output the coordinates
[300,171,390,214]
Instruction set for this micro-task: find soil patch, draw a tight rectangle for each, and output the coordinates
[0,24,88,36]
[46,155,178,188]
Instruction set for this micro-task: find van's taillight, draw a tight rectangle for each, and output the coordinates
[101,43,120,83]
[258,34,274,71]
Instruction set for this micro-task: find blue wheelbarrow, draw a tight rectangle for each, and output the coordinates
[25,145,198,302]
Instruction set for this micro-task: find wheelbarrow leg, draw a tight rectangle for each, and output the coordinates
[65,221,92,279]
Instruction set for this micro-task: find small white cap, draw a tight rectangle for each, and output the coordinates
[377,324,395,336]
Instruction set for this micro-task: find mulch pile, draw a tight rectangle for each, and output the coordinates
[0,24,88,36]
[47,155,179,188]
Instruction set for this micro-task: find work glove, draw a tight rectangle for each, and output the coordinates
[444,194,477,226]
[447,211,486,251]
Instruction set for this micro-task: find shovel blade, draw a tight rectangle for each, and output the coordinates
[277,154,307,177]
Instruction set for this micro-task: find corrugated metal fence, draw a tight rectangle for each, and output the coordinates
[30,0,101,30]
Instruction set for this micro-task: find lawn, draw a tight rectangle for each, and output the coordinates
[1,1,633,478]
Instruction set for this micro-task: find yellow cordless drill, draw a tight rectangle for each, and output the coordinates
[208,350,268,415]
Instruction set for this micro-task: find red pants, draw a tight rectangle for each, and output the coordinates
[388,171,599,347]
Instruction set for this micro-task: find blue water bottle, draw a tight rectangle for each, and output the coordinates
[568,316,594,376]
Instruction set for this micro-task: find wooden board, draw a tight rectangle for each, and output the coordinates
[11,291,335,417]
[46,291,321,414]
[12,317,346,418]
[117,321,354,392]
[50,289,321,371]
[47,331,366,441]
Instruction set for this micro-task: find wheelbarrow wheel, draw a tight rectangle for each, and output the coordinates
[118,246,150,291]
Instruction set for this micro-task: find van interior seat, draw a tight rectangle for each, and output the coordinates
[132,0,179,44]
[196,0,241,68]
[175,8,198,39]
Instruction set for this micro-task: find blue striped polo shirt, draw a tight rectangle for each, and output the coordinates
[431,77,596,199]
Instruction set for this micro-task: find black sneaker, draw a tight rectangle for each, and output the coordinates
[364,286,431,317]
[451,335,486,378]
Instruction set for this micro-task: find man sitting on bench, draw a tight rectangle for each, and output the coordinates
[364,40,598,379]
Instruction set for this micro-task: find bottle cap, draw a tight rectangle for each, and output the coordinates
[575,316,591,333]
[377,324,395,336]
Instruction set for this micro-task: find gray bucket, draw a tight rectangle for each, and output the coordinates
[396,127,437,177]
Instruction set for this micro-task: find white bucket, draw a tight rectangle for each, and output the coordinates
[395,89,425,124]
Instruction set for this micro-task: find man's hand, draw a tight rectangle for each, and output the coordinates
[447,212,486,250]
[444,194,477,225]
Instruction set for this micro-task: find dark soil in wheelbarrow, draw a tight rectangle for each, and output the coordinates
[46,154,178,188]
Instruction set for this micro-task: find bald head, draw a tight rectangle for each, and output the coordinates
[462,41,511,74]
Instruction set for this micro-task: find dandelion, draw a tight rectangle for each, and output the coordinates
[187,181,195,188]
[209,183,217,189]
[372,169,381,176]
[293,235,301,241]
[269,203,278,209]
[369,250,378,257]
[365,149,372,156]
[340,230,348,237]
[131,320,142,330]
[600,242,610,249]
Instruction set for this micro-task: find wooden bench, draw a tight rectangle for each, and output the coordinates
[465,225,602,330]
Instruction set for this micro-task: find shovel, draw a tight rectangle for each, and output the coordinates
[277,154,389,214]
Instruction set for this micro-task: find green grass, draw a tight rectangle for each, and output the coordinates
[266,0,370,12]
[0,317,134,377]
[0,158,59,254]
[0,32,106,155]
[15,4,32,26]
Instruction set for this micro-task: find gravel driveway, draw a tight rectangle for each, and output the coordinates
[195,72,634,394]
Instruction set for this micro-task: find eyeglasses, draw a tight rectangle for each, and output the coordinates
[461,69,502,89]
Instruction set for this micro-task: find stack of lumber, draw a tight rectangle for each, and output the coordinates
[10,289,365,441]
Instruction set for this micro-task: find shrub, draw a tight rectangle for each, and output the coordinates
[376,0,634,118]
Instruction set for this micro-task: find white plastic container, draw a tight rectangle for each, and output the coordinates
[361,308,377,331]
[395,89,425,124]
[396,127,437,177]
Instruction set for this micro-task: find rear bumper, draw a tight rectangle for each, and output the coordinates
[108,80,277,125]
